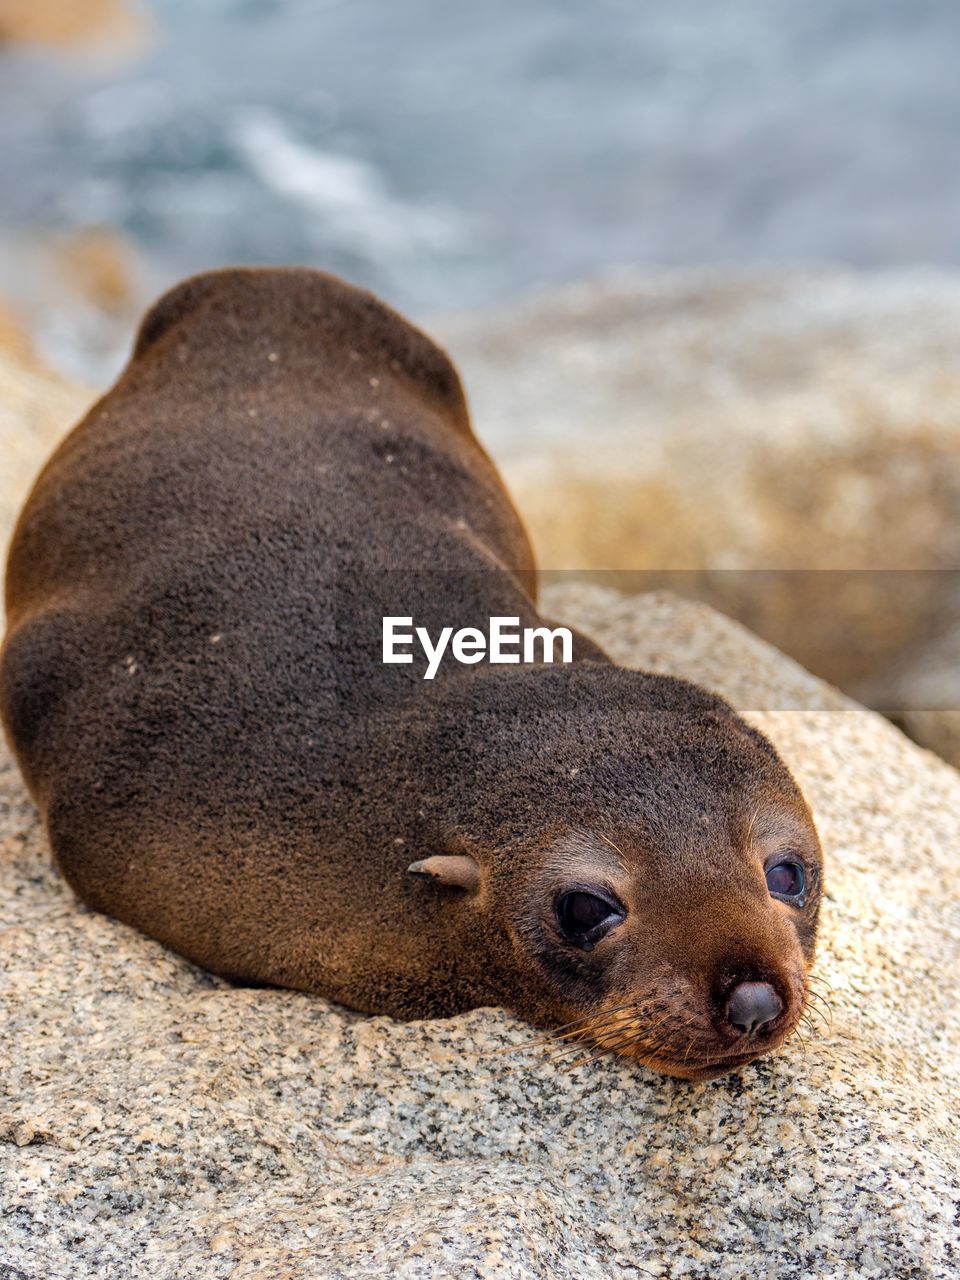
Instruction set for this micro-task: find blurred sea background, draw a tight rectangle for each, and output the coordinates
[3,0,960,380]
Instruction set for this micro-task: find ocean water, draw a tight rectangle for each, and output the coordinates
[2,0,960,361]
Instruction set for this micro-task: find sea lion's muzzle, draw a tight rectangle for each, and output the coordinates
[637,926,810,1079]
[570,956,806,1081]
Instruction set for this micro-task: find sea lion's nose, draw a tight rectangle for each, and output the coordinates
[726,981,783,1036]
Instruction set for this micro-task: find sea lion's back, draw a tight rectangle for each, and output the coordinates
[0,270,535,951]
[4,267,479,620]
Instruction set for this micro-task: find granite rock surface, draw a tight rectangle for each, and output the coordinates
[2,582,958,1280]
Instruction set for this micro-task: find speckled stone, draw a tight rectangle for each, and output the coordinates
[1,582,957,1279]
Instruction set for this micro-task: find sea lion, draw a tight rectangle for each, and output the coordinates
[0,267,823,1080]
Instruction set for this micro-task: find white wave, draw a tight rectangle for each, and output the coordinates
[230,110,465,258]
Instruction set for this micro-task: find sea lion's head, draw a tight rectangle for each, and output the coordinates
[409,663,823,1080]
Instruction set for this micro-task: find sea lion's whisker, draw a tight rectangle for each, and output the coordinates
[558,1038,635,1073]
[789,1021,809,1056]
[799,1011,827,1046]
[805,989,834,1027]
[743,804,760,852]
[614,1028,695,1072]
[477,1000,644,1057]
[490,1006,649,1067]
[578,1014,676,1061]
[551,1015,660,1065]
[478,1030,584,1059]
[806,986,832,1007]
[807,983,834,1005]
[486,1035,592,1068]
[498,1030,603,1075]
[597,831,629,871]
[802,1002,831,1034]
[561,1020,695,1073]
[537,998,646,1034]
[535,1028,612,1065]
[503,1022,652,1075]
[590,1009,667,1042]
[554,1016,682,1072]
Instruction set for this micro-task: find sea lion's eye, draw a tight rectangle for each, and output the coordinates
[555,890,625,950]
[765,859,806,901]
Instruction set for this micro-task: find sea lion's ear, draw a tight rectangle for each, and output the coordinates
[407,854,480,892]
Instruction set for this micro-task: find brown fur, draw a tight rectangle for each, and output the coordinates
[0,268,823,1079]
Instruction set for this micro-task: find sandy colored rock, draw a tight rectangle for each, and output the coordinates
[0,227,147,387]
[52,227,138,316]
[439,269,960,700]
[0,301,33,366]
[0,0,148,54]
[1,582,958,1279]
[0,343,95,553]
[866,605,960,768]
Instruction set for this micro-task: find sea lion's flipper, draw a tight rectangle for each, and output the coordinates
[0,608,85,801]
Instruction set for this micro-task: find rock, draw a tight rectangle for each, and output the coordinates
[0,301,33,366]
[1,583,957,1279]
[0,0,148,55]
[865,605,960,767]
[438,269,960,714]
[52,227,139,316]
[0,228,146,386]
[0,339,94,550]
